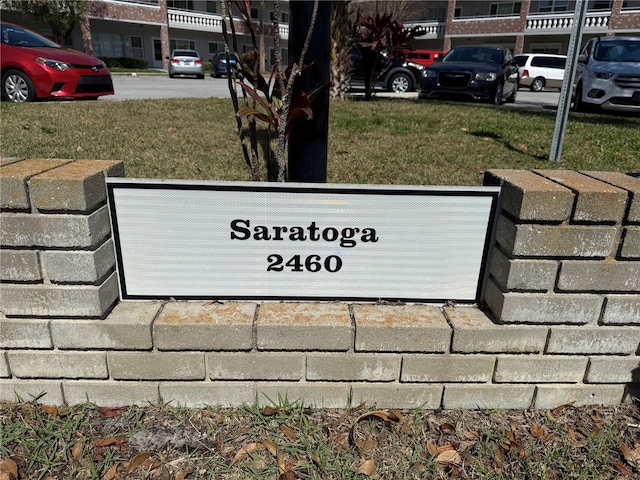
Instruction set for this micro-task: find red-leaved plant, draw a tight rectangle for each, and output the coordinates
[221,0,325,182]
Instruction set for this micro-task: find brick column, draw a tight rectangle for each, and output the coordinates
[160,0,171,70]
[0,158,125,318]
[483,169,640,325]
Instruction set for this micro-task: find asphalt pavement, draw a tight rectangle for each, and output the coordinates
[108,73,561,110]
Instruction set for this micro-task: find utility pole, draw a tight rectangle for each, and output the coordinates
[287,1,331,183]
[549,0,588,162]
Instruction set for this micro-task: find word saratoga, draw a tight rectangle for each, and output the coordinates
[230,219,380,273]
[229,219,379,248]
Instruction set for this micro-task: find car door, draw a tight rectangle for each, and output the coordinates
[546,56,566,89]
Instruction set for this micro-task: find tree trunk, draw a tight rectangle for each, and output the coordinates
[330,1,353,101]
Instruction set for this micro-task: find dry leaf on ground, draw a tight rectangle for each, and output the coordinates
[0,459,18,480]
[233,443,260,463]
[280,424,298,442]
[621,443,640,469]
[127,451,152,473]
[356,459,376,477]
[436,449,462,466]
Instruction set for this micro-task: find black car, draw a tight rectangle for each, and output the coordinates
[351,47,425,93]
[418,46,519,104]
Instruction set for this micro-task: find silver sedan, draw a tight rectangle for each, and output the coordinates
[167,49,204,79]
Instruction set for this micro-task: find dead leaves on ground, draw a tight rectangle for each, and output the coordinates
[101,451,174,480]
[3,401,639,479]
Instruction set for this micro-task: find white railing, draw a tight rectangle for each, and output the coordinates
[168,9,223,33]
[168,9,289,39]
[526,11,610,31]
[402,21,446,38]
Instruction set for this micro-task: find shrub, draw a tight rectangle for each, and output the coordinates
[99,57,148,69]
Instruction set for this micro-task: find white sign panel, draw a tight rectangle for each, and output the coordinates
[107,179,500,302]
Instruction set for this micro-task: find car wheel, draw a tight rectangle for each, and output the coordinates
[505,85,517,104]
[2,70,36,103]
[198,74,205,79]
[169,73,175,78]
[530,77,545,92]
[389,72,412,93]
[572,83,589,112]
[491,81,504,105]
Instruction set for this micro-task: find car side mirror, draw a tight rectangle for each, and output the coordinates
[578,54,587,63]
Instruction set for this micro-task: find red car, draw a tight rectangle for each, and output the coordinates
[1,22,114,102]
[405,49,446,68]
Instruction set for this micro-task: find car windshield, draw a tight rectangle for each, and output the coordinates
[443,47,503,64]
[173,50,199,57]
[593,39,640,62]
[1,24,59,48]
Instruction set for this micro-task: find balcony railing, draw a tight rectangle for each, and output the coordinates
[168,9,289,39]
[401,21,446,38]
[526,11,610,31]
[168,9,223,33]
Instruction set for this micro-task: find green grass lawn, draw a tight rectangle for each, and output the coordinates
[1,97,638,184]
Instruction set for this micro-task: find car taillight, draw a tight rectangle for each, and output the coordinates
[170,58,179,64]
[194,59,202,65]
[523,69,529,78]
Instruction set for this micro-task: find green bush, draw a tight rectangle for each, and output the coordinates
[99,57,148,69]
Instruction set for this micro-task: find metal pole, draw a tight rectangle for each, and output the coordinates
[549,0,588,162]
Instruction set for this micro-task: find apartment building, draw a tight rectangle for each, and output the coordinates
[3,1,639,67]
[405,0,640,54]
[1,0,289,70]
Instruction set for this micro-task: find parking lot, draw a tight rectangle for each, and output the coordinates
[107,73,561,110]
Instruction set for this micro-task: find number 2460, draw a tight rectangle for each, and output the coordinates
[267,254,342,272]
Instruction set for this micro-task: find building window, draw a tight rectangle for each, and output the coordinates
[130,36,144,58]
[206,1,217,14]
[208,42,225,55]
[167,1,193,9]
[489,2,522,16]
[154,39,162,61]
[251,7,259,19]
[270,10,289,23]
[622,0,640,8]
[170,39,196,51]
[453,7,463,18]
[426,7,447,21]
[537,0,569,13]
[591,0,612,9]
[92,32,124,57]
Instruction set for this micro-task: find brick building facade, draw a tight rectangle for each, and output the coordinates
[2,1,639,69]
[1,0,290,71]
[407,0,640,54]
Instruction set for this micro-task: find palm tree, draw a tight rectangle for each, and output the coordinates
[330,1,353,101]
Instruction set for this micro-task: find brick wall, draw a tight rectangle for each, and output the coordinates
[1,159,638,409]
[1,158,124,318]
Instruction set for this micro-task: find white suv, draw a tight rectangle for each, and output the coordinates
[514,53,566,92]
[573,36,640,113]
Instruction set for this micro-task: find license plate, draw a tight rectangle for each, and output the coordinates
[183,60,192,65]
[633,91,640,101]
